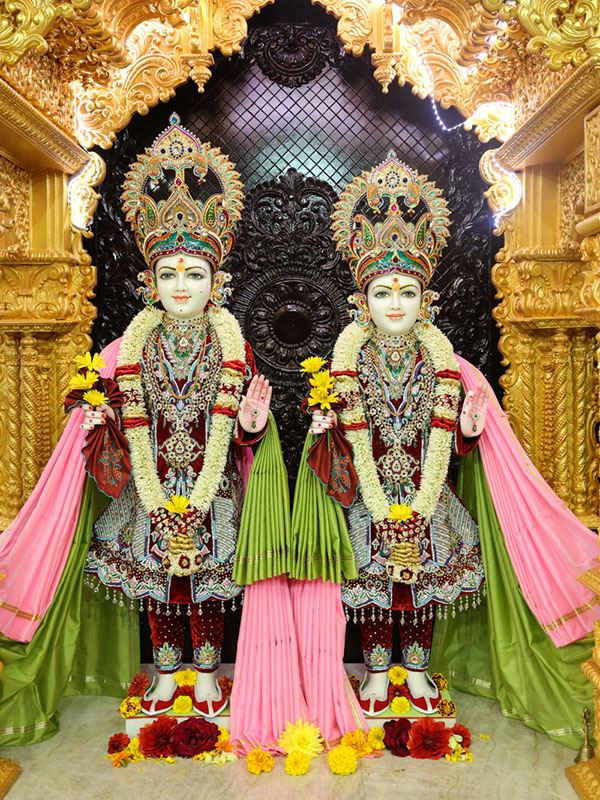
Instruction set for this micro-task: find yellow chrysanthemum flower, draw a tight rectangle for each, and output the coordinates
[83,389,108,407]
[192,752,207,761]
[390,696,410,716]
[278,719,323,758]
[327,744,358,775]
[389,503,413,522]
[174,669,197,687]
[367,727,385,751]
[128,737,143,762]
[119,696,141,718]
[299,356,327,374]
[307,387,339,410]
[165,495,190,517]
[69,370,99,391]
[285,750,311,776]
[309,370,334,391]
[341,730,372,758]
[246,747,274,774]
[173,695,193,715]
[75,352,106,371]
[388,665,408,686]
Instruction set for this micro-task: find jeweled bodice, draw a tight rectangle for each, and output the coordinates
[357,330,436,505]
[141,314,222,492]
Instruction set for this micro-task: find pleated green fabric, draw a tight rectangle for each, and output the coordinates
[289,433,358,582]
[431,448,593,749]
[0,479,139,746]
[233,413,292,584]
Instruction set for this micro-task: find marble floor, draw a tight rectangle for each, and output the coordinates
[0,690,580,800]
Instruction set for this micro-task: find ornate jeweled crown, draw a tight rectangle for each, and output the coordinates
[121,113,244,270]
[332,152,450,291]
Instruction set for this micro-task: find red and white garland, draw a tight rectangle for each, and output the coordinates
[331,320,461,525]
[115,306,246,518]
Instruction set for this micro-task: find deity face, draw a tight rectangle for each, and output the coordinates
[155,253,212,319]
[366,272,422,336]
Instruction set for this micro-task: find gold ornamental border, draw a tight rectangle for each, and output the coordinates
[0,77,87,172]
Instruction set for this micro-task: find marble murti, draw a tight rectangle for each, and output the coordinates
[0,690,577,800]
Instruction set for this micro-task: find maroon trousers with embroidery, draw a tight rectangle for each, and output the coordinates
[359,607,434,673]
[147,598,224,674]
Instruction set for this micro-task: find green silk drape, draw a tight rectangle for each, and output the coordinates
[431,449,594,749]
[0,479,139,746]
[233,413,291,584]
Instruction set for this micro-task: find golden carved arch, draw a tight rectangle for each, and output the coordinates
[1,3,600,796]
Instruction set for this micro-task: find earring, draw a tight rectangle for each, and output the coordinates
[419,289,440,324]
[137,269,159,305]
[348,292,370,327]
[209,270,233,307]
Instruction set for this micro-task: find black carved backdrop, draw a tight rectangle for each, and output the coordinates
[88,17,499,482]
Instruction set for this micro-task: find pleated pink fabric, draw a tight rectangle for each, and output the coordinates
[290,578,367,744]
[0,339,122,642]
[230,575,308,753]
[458,355,598,646]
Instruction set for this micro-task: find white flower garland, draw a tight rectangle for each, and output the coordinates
[116,306,245,516]
[331,321,459,523]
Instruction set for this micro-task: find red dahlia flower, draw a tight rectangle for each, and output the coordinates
[407,718,452,760]
[383,718,412,757]
[451,722,471,749]
[128,671,150,697]
[139,715,178,758]
[107,732,131,754]
[173,717,219,758]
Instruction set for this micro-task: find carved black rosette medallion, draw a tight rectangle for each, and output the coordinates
[228,169,354,475]
[244,24,344,87]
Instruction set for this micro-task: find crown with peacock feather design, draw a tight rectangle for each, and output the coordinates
[121,113,244,271]
[332,152,450,291]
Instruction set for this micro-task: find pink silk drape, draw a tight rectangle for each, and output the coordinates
[230,576,308,753]
[457,355,598,646]
[0,339,122,643]
[290,578,367,744]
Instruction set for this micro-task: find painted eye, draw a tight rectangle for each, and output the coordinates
[158,272,175,280]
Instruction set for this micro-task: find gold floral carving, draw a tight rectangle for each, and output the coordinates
[478,0,600,70]
[0,0,93,66]
[492,242,600,524]
[313,0,372,56]
[213,0,274,57]
[314,1,515,143]
[498,55,600,169]
[585,107,600,212]
[44,0,194,85]
[479,148,522,231]
[0,49,75,134]
[68,151,105,262]
[559,152,585,248]
[76,21,188,149]
[0,155,29,253]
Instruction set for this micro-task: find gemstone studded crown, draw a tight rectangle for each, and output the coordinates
[122,113,244,270]
[332,152,450,290]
